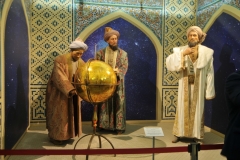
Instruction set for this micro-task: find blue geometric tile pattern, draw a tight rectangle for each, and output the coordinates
[0,0,5,13]
[30,0,72,121]
[76,0,163,7]
[31,88,46,121]
[23,0,32,22]
[74,2,163,43]
[162,0,196,119]
[162,88,178,119]
[31,0,72,85]
[163,0,196,86]
[197,0,240,29]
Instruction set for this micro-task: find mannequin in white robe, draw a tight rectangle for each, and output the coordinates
[166,26,215,143]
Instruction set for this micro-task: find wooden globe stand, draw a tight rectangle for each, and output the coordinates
[74,103,116,160]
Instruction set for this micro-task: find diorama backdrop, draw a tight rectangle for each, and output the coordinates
[0,0,240,150]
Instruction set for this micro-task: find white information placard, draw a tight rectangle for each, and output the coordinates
[144,127,164,137]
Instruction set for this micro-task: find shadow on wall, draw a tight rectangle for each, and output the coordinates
[5,65,28,149]
[4,0,29,149]
[203,12,240,134]
[211,44,235,133]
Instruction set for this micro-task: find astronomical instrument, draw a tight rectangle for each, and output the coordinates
[74,58,117,104]
[73,58,118,160]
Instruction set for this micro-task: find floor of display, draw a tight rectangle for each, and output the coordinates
[7,122,226,160]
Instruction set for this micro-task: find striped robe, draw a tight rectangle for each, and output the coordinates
[96,47,128,131]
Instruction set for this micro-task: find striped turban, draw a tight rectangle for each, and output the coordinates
[104,27,120,42]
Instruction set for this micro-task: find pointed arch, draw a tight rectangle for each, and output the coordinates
[78,10,163,121]
[203,4,240,32]
[1,0,14,150]
[1,0,30,149]
[78,10,162,55]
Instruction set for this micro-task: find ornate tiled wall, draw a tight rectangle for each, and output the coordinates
[0,0,5,13]
[30,0,72,121]
[162,0,196,119]
[23,0,32,22]
[75,0,163,7]
[162,88,178,119]
[74,1,162,41]
[197,0,240,29]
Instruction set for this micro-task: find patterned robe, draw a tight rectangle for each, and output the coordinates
[166,44,215,139]
[96,47,128,131]
[46,52,85,140]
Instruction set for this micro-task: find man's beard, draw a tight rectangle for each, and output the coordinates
[188,41,199,47]
[109,44,118,51]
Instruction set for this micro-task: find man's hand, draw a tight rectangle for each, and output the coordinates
[183,47,196,56]
[69,90,77,97]
[114,68,119,73]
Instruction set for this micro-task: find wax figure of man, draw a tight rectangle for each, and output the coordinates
[221,70,240,159]
[166,26,215,143]
[46,38,88,145]
[96,27,128,134]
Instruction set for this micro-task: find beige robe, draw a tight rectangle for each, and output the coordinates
[166,44,215,139]
[46,52,85,141]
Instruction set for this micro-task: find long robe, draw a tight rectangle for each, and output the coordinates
[166,44,215,139]
[46,52,85,141]
[96,47,128,131]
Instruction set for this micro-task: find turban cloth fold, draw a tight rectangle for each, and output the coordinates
[187,26,207,43]
[69,38,88,51]
[104,27,120,42]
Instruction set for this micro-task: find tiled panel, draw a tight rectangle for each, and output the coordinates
[74,3,162,43]
[31,88,46,121]
[30,0,72,121]
[162,88,178,120]
[197,0,240,29]
[75,0,163,7]
[163,0,196,86]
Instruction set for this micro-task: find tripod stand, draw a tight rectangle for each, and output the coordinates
[74,104,116,160]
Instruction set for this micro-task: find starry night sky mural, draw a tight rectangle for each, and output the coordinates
[5,0,29,149]
[203,12,240,134]
[81,18,157,121]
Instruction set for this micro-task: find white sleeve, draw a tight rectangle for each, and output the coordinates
[205,57,215,99]
[166,47,183,72]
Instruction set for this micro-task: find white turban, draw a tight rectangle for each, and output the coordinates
[69,39,88,51]
[187,26,207,43]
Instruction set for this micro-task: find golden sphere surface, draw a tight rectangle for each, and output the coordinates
[74,59,117,103]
